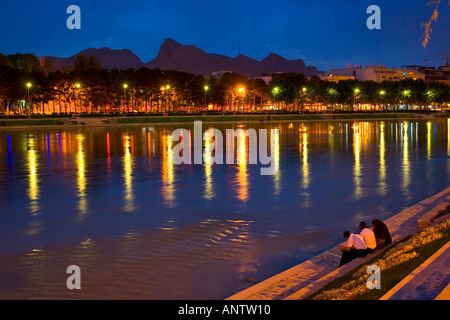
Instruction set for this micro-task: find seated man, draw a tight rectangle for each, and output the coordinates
[338,231,367,267]
[359,221,377,253]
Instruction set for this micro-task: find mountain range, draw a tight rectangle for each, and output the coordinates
[44,38,320,78]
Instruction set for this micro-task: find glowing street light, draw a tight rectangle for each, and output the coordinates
[123,84,128,111]
[403,90,410,110]
[74,83,82,113]
[353,89,360,112]
[73,83,82,113]
[161,85,171,112]
[272,87,279,95]
[26,82,32,111]
[236,87,246,113]
[204,86,209,110]
[300,87,308,114]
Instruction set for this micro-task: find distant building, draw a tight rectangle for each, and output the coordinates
[254,75,272,84]
[212,71,232,78]
[329,64,425,82]
[254,72,306,84]
[319,73,355,82]
[254,72,288,84]
[402,65,450,84]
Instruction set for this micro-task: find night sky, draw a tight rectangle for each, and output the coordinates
[0,0,448,72]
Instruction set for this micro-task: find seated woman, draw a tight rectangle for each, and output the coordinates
[338,231,367,267]
[371,219,392,249]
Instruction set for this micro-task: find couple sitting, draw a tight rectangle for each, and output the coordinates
[338,220,392,267]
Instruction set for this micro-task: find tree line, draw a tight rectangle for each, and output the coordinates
[0,52,449,114]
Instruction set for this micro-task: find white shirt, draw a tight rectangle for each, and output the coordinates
[347,233,367,250]
[360,228,377,249]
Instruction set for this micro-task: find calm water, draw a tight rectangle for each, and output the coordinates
[0,119,449,299]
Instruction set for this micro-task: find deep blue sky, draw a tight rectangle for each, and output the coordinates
[0,0,448,72]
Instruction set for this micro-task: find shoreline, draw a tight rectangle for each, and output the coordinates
[227,187,450,300]
[0,112,444,130]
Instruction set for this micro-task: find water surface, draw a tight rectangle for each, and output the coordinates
[0,119,449,299]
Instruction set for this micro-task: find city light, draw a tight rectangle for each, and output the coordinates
[26,83,32,111]
[1,63,449,115]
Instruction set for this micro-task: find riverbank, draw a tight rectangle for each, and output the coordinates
[308,217,450,300]
[0,112,445,129]
[227,187,450,300]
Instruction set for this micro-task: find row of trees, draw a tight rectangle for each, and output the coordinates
[268,73,450,112]
[0,53,449,114]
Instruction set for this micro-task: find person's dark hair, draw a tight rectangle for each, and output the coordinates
[371,218,392,246]
[343,231,351,239]
[360,221,368,229]
[372,219,383,228]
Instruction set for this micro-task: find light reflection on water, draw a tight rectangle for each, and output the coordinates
[27,135,39,216]
[0,119,449,299]
[76,134,88,221]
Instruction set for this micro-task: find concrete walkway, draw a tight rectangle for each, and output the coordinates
[227,187,450,300]
[380,240,450,300]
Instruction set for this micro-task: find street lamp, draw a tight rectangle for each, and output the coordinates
[378,91,386,111]
[301,87,307,113]
[75,83,81,113]
[204,85,209,110]
[123,84,128,112]
[354,89,360,112]
[271,87,280,112]
[238,87,245,113]
[427,90,435,106]
[161,85,171,112]
[403,90,410,111]
[26,82,32,113]
[54,86,61,114]
[165,85,171,112]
